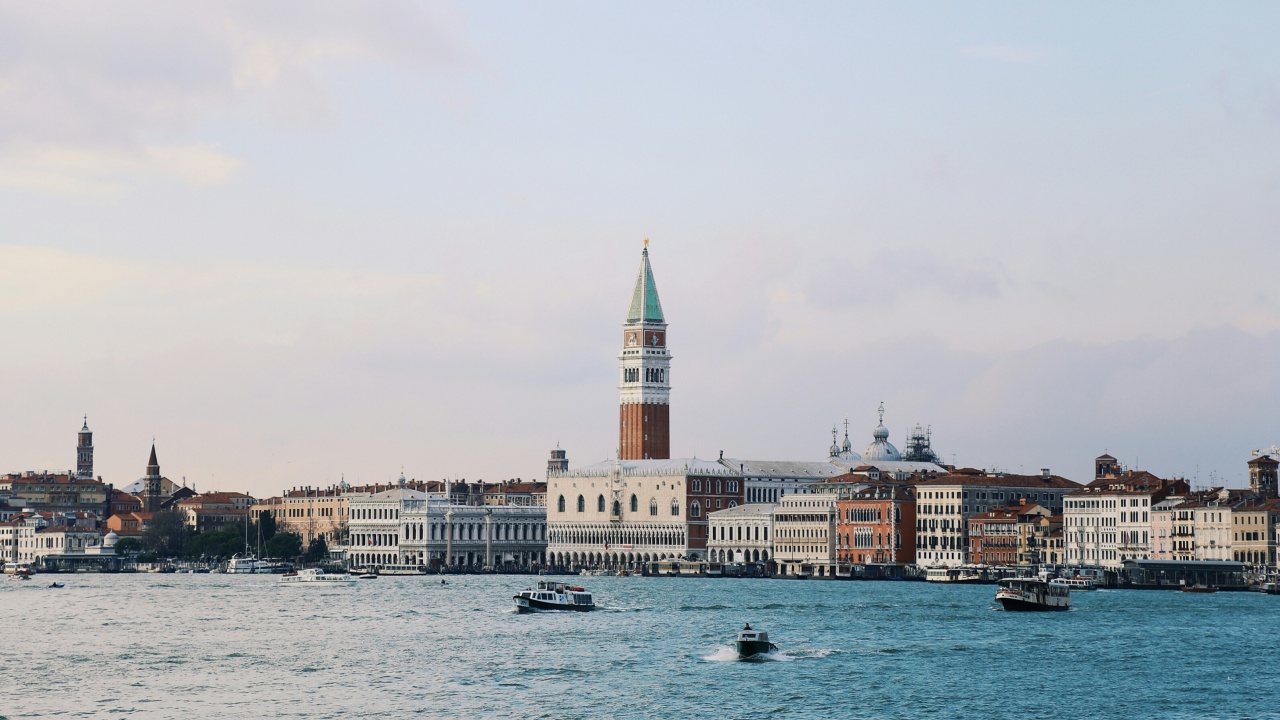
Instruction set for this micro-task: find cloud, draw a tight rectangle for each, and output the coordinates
[0,1,474,192]
[960,44,1048,64]
[801,248,1004,311]
[0,143,242,194]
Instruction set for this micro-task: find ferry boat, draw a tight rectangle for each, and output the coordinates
[279,568,357,586]
[513,581,595,613]
[226,555,288,574]
[735,624,778,660]
[3,562,34,575]
[1049,576,1097,591]
[926,567,984,584]
[996,578,1071,611]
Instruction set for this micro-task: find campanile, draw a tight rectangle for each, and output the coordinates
[618,240,671,459]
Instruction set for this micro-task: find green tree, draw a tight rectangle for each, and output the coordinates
[114,537,142,555]
[265,532,302,559]
[258,512,276,542]
[185,526,246,560]
[305,536,328,563]
[142,510,189,558]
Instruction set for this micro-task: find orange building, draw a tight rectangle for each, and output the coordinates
[968,501,1049,566]
[835,484,916,566]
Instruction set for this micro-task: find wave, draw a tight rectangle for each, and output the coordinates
[679,604,732,611]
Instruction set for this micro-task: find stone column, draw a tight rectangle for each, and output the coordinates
[485,510,494,570]
[444,509,454,570]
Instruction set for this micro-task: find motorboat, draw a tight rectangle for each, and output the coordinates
[48,582,64,589]
[1181,584,1218,594]
[996,578,1071,611]
[226,555,287,574]
[357,571,378,580]
[513,581,595,612]
[279,568,357,586]
[1049,576,1097,591]
[735,624,778,660]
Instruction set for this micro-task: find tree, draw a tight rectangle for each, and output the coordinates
[142,510,189,558]
[265,532,302,559]
[114,537,142,555]
[305,536,328,564]
[258,512,276,542]
[184,526,246,560]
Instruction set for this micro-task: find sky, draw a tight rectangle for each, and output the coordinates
[2,2,1280,497]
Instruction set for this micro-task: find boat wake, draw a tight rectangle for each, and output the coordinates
[702,645,834,662]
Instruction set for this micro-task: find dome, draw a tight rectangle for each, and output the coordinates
[102,531,119,548]
[862,406,901,461]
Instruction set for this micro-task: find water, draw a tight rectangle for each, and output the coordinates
[3,574,1278,719]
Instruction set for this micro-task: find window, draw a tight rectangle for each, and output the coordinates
[630,494,638,513]
[691,501,701,518]
[692,479,702,492]
[577,495,585,513]
[557,495,565,513]
[597,495,606,513]
[671,499,680,516]
[650,498,658,516]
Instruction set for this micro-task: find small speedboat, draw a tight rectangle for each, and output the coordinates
[357,572,378,580]
[1181,584,1218,594]
[49,582,64,589]
[996,578,1071,611]
[280,568,357,586]
[735,624,778,659]
[513,581,595,612]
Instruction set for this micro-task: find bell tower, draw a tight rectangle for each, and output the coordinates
[76,416,94,480]
[618,240,670,460]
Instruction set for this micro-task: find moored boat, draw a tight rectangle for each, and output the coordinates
[735,624,778,660]
[280,568,357,586]
[1181,584,1218,594]
[996,578,1071,611]
[513,580,595,612]
[1049,576,1096,591]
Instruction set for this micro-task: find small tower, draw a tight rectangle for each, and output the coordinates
[1248,449,1279,499]
[547,445,568,475]
[143,442,163,512]
[76,416,94,480]
[618,240,671,460]
[1095,452,1118,480]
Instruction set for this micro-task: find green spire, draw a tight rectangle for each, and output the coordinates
[626,241,665,324]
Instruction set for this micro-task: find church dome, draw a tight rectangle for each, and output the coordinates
[862,405,901,462]
[102,531,119,548]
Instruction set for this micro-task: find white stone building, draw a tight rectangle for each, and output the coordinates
[707,503,776,566]
[1063,457,1188,568]
[346,475,546,570]
[772,494,837,577]
[915,469,1081,568]
[546,457,742,569]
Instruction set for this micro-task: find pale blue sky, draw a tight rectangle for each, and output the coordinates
[2,2,1279,496]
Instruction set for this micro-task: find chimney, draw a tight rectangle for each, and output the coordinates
[1041,468,1051,479]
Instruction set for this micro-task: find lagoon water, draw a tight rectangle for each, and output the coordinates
[4,574,1278,719]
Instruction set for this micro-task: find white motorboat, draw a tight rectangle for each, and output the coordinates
[996,578,1071,611]
[279,568,356,586]
[226,554,288,574]
[513,581,595,612]
[1048,576,1096,591]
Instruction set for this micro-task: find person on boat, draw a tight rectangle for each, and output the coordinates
[743,622,752,631]
[441,578,447,585]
